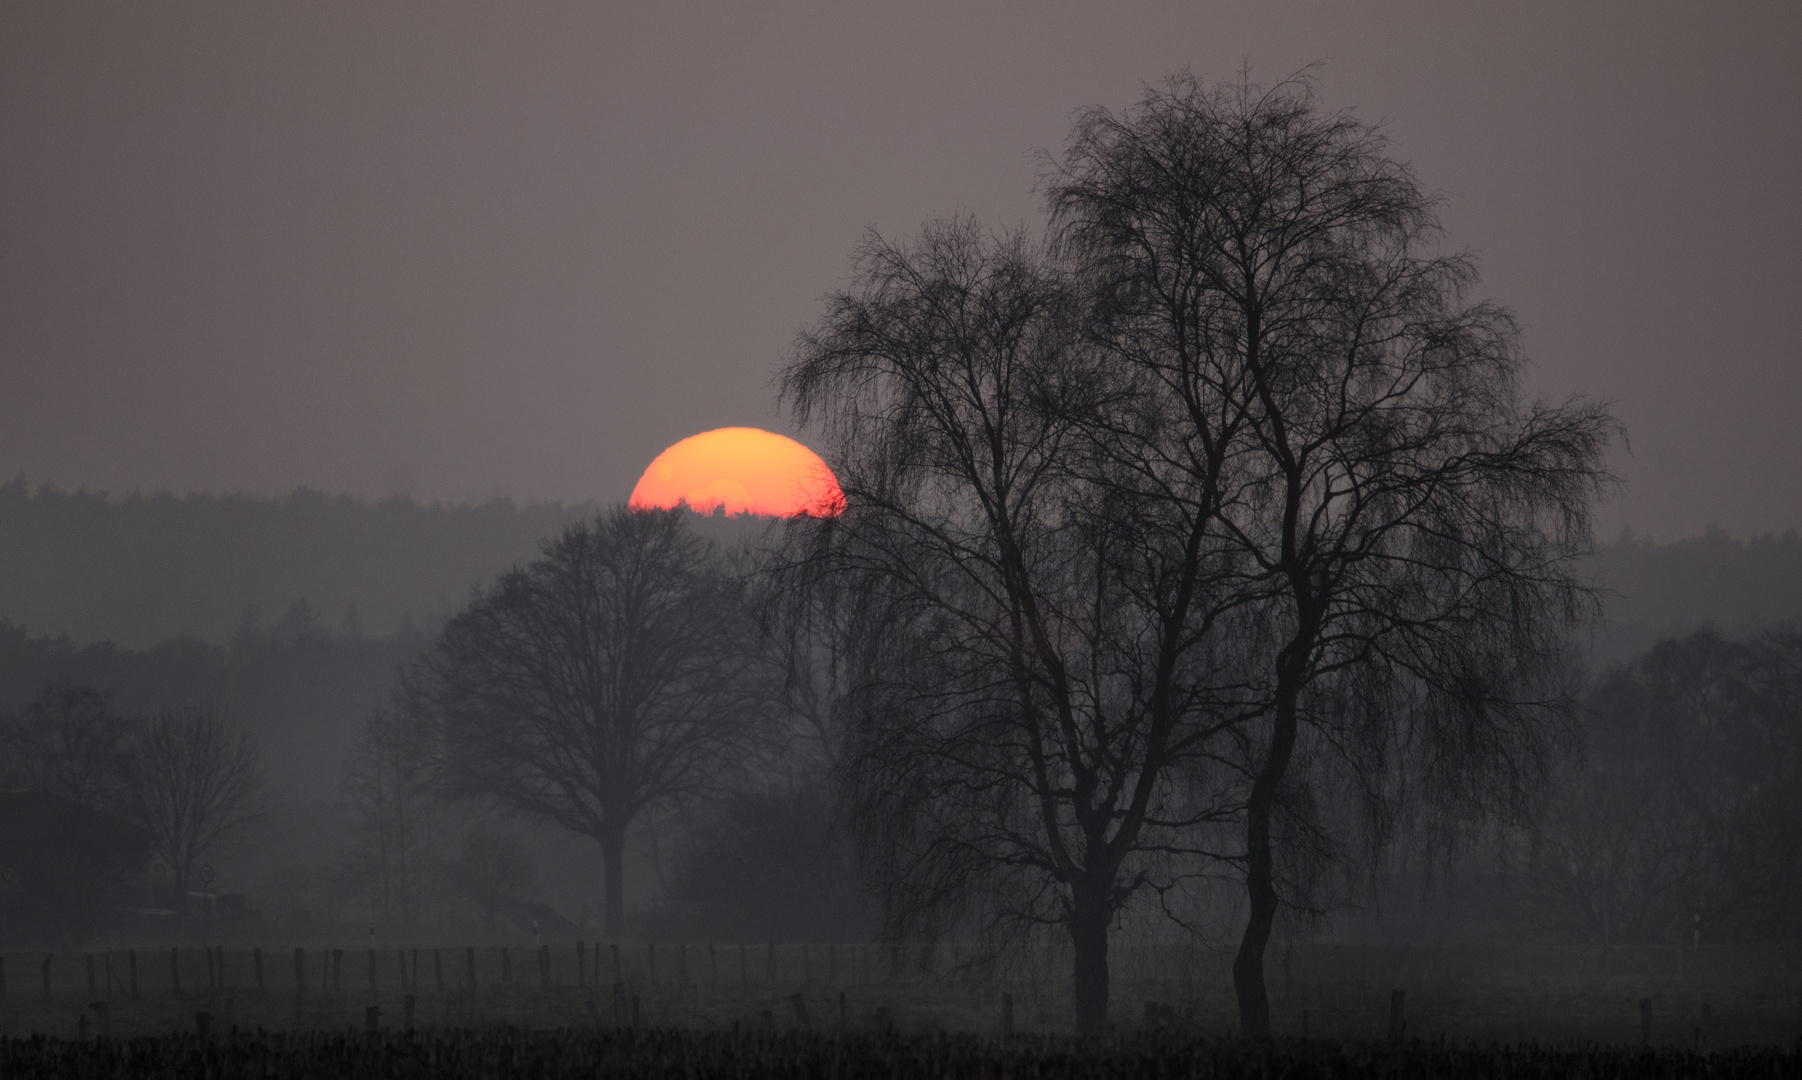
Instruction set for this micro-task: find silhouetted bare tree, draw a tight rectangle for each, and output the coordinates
[341,688,443,934]
[780,220,1251,1033]
[422,506,772,939]
[125,709,266,898]
[1048,71,1615,1037]
[0,684,134,813]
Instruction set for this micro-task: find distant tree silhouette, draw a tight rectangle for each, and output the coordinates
[0,683,134,813]
[125,709,266,899]
[340,689,443,934]
[422,506,773,939]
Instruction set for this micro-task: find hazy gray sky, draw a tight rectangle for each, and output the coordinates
[2,2,1796,541]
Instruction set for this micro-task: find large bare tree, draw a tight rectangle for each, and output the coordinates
[126,709,266,898]
[1048,72,1616,1037]
[780,220,1251,1033]
[422,505,771,939]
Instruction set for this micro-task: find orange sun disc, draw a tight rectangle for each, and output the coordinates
[628,427,845,517]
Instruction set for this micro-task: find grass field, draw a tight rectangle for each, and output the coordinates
[2,941,1798,1047]
[0,1028,1799,1079]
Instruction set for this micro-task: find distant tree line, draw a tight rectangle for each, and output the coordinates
[0,479,589,647]
[1519,624,1802,945]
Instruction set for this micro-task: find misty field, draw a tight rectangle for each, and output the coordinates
[3,941,1799,1049]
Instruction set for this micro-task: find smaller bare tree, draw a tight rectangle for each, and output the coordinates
[126,710,266,898]
[423,506,775,939]
[341,689,443,934]
[1,684,134,812]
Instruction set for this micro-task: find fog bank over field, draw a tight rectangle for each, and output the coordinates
[1,480,1795,661]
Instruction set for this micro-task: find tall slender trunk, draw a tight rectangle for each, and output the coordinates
[1233,681,1299,1039]
[601,822,627,940]
[1070,878,1111,1034]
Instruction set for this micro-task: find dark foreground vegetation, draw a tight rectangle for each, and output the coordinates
[1,1028,1798,1080]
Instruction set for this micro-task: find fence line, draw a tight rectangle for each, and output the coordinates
[0,941,1794,1000]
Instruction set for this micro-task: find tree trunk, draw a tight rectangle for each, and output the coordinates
[1069,880,1110,1035]
[1233,683,1300,1040]
[601,824,626,940]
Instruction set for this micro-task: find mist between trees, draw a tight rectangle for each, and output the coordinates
[0,71,1797,1040]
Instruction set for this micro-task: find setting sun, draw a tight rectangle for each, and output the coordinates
[628,427,844,517]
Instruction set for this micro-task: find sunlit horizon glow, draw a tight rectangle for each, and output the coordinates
[628,427,844,518]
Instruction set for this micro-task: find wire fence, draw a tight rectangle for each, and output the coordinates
[1,940,1796,1001]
